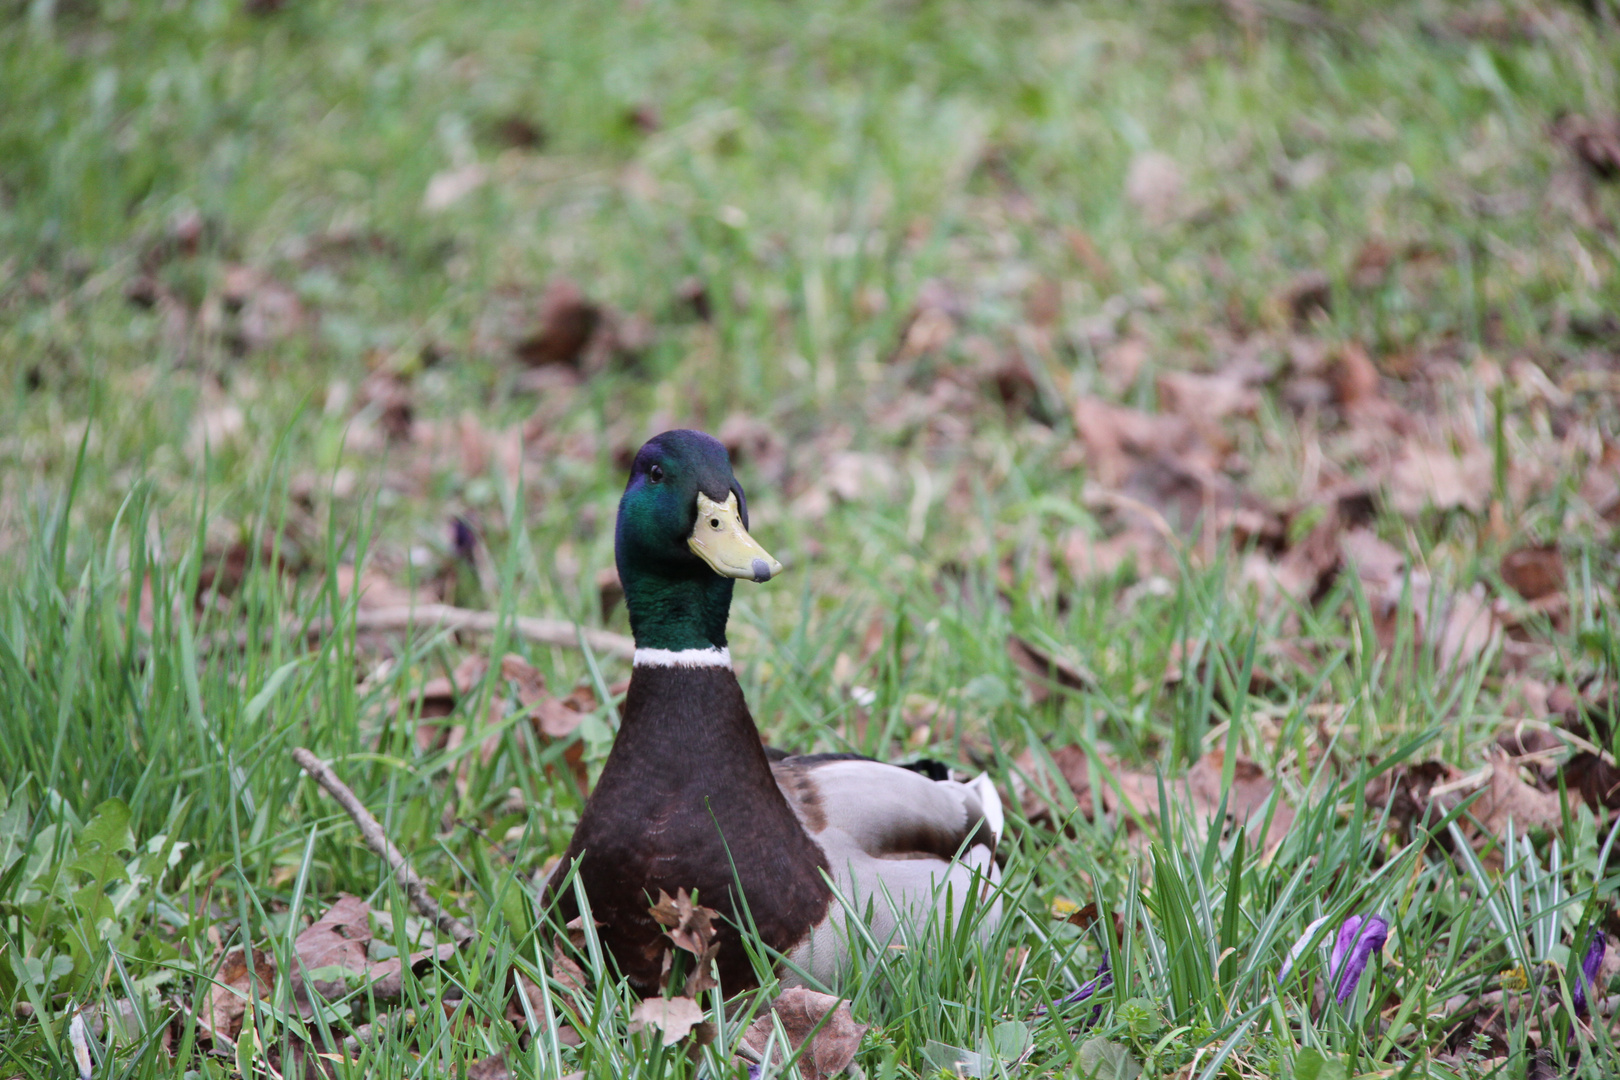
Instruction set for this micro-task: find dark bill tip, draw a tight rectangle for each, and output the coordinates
[751,558,772,583]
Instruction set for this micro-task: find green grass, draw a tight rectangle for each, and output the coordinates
[4,0,1620,1076]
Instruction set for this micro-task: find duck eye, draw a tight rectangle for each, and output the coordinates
[710,518,720,529]
[648,464,664,483]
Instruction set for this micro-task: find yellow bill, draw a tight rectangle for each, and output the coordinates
[689,491,783,583]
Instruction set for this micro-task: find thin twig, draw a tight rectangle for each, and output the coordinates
[291,747,476,944]
[346,605,635,660]
[211,604,635,660]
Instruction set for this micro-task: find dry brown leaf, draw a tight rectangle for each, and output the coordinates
[892,279,964,362]
[353,368,415,444]
[1026,277,1063,328]
[718,412,787,485]
[403,654,490,740]
[1007,635,1095,703]
[202,947,277,1041]
[1433,586,1502,672]
[1100,751,1295,852]
[1364,760,1459,839]
[1281,270,1331,327]
[1578,438,1620,523]
[364,942,458,1000]
[1350,239,1396,289]
[1344,529,1502,671]
[1125,151,1186,226]
[1368,754,1563,848]
[1156,368,1261,424]
[465,1051,512,1080]
[1340,528,1405,589]
[1552,112,1620,181]
[1014,745,1292,850]
[497,654,587,740]
[627,103,661,134]
[293,894,371,999]
[188,401,246,455]
[514,280,602,367]
[219,264,307,350]
[1011,744,1096,824]
[649,888,722,996]
[1472,755,1564,836]
[332,563,424,612]
[423,164,490,212]
[629,996,710,1047]
[740,988,869,1080]
[1099,337,1147,395]
[1252,504,1343,601]
[549,939,590,995]
[1500,545,1564,601]
[493,115,546,150]
[1565,753,1620,811]
[648,889,719,958]
[1061,525,1168,582]
[1330,343,1381,408]
[1387,442,1493,516]
[1071,395,1202,489]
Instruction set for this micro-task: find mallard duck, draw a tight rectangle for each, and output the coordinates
[546,430,1002,993]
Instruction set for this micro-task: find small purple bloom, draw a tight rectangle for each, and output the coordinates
[1329,915,1388,1004]
[451,516,478,562]
[1572,931,1606,1016]
[1036,956,1112,1022]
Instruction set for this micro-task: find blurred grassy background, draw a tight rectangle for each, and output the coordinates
[3,0,1620,1076]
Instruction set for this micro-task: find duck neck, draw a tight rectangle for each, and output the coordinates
[615,662,773,781]
[620,565,735,653]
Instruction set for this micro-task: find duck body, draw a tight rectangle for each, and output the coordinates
[557,658,833,992]
[546,430,1001,994]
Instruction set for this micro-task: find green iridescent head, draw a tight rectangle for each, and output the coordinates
[615,430,783,651]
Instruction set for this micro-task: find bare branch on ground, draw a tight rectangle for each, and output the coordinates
[291,747,476,944]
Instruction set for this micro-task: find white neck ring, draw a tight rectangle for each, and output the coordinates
[633,646,733,669]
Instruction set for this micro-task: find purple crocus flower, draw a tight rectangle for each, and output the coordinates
[451,516,478,562]
[1327,915,1389,1004]
[1035,955,1112,1022]
[1572,931,1606,1016]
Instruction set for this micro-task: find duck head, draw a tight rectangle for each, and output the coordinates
[615,430,784,651]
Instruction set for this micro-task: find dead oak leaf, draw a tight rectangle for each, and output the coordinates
[1552,112,1620,181]
[1368,755,1562,847]
[218,263,307,350]
[1010,744,1097,825]
[629,995,711,1047]
[423,164,490,212]
[741,988,868,1080]
[363,942,458,1000]
[1007,635,1095,703]
[1340,529,1502,671]
[649,889,716,953]
[1156,368,1262,425]
[202,947,277,1041]
[1124,151,1186,227]
[1103,751,1295,853]
[1329,342,1381,409]
[465,1052,511,1080]
[498,654,587,739]
[1500,545,1564,602]
[514,279,602,368]
[293,894,371,1000]
[1472,755,1563,837]
[1565,753,1620,811]
[1387,441,1492,517]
